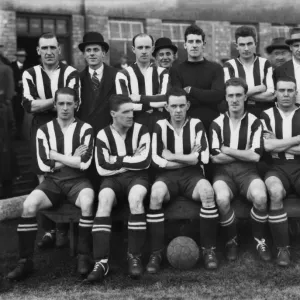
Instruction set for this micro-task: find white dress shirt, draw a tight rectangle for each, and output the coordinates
[293,57,300,103]
[89,65,104,83]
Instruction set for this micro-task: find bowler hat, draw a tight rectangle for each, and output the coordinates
[78,32,109,52]
[265,37,290,54]
[153,37,178,57]
[285,27,300,45]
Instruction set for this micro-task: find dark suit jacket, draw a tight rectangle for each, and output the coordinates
[11,61,24,94]
[273,60,295,85]
[78,63,117,135]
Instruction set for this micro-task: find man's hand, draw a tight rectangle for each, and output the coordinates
[49,150,58,160]
[184,86,191,94]
[162,149,175,161]
[130,94,141,102]
[263,130,276,140]
[247,85,267,96]
[134,144,146,157]
[192,144,201,154]
[73,145,88,157]
[221,145,230,155]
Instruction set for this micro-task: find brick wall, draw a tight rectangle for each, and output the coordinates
[85,15,110,64]
[145,18,162,40]
[259,23,273,57]
[0,10,16,62]
[72,14,85,71]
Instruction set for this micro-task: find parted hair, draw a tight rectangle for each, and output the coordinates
[225,77,248,94]
[184,24,205,42]
[166,87,187,103]
[276,76,297,89]
[54,87,77,103]
[235,26,257,43]
[132,33,154,47]
[109,94,132,111]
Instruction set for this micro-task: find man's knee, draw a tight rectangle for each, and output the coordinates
[150,186,167,209]
[128,193,145,214]
[79,193,94,215]
[96,190,115,216]
[250,189,267,210]
[197,181,215,207]
[215,191,231,214]
[267,182,285,207]
[22,195,42,216]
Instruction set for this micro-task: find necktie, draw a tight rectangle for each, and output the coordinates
[91,71,100,90]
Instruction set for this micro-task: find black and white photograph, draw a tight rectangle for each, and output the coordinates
[1,0,300,299]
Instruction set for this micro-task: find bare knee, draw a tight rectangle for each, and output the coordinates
[96,192,114,216]
[150,188,167,210]
[128,194,145,214]
[80,196,94,216]
[215,191,231,215]
[251,189,267,210]
[267,184,285,209]
[198,183,215,207]
[22,197,40,216]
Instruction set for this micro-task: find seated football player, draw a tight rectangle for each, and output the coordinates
[7,87,95,280]
[210,77,270,262]
[261,76,300,267]
[146,86,218,274]
[87,95,151,283]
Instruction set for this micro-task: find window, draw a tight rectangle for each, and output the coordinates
[108,20,144,66]
[230,23,259,57]
[16,14,71,65]
[162,22,191,63]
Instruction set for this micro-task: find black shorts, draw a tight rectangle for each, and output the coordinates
[99,170,149,200]
[213,162,261,197]
[35,177,93,207]
[265,160,300,194]
[155,166,205,199]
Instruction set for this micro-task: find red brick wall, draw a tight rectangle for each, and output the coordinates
[72,14,85,71]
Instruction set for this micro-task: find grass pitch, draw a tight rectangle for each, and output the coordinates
[1,219,300,300]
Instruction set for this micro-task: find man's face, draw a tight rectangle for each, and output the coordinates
[166,95,190,123]
[55,94,77,121]
[132,36,153,64]
[270,49,292,68]
[16,51,27,64]
[37,37,60,67]
[236,36,256,60]
[276,81,297,109]
[156,48,175,68]
[83,44,105,68]
[290,41,300,61]
[226,85,247,114]
[111,102,134,128]
[184,34,205,61]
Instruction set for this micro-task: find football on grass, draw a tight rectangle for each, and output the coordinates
[167,236,199,270]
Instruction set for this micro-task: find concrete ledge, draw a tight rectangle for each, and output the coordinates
[0,195,28,221]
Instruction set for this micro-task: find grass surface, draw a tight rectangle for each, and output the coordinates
[1,219,300,300]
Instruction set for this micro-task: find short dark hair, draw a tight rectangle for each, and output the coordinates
[225,77,248,94]
[54,87,77,103]
[235,26,257,43]
[38,32,59,45]
[109,94,132,111]
[166,87,187,103]
[184,24,205,42]
[276,76,297,89]
[132,33,154,47]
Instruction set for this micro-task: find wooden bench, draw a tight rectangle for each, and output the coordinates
[39,194,300,256]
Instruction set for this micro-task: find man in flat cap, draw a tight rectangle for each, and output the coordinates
[77,31,117,189]
[274,28,300,103]
[153,37,177,70]
[266,37,291,69]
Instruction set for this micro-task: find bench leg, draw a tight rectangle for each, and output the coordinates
[69,219,75,257]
